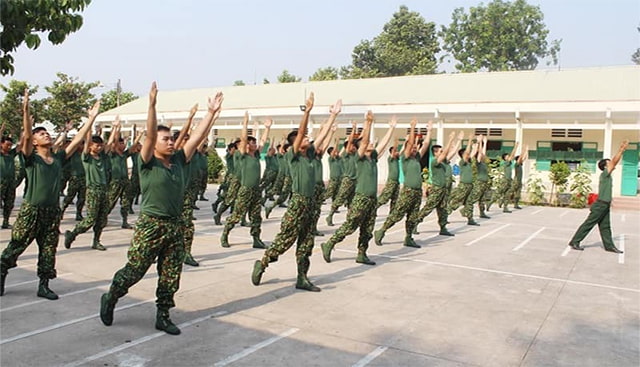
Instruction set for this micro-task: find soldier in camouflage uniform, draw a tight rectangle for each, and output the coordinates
[417,132,461,237]
[259,145,278,204]
[196,145,210,201]
[252,93,331,292]
[64,117,122,251]
[325,122,358,226]
[211,141,237,213]
[265,143,292,218]
[213,141,242,224]
[374,119,432,248]
[323,143,342,203]
[447,137,480,225]
[0,129,17,229]
[221,114,271,248]
[510,146,528,209]
[1,91,99,299]
[266,143,286,201]
[376,141,401,212]
[60,144,86,221]
[468,135,491,219]
[487,142,519,213]
[125,140,142,213]
[106,123,134,229]
[322,112,395,265]
[100,83,223,335]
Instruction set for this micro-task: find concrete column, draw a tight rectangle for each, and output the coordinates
[437,119,445,145]
[515,118,523,154]
[603,116,613,158]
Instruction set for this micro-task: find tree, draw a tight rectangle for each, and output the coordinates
[233,80,245,86]
[346,6,440,78]
[41,73,99,130]
[277,70,301,83]
[0,80,40,136]
[98,88,138,113]
[632,26,640,65]
[441,0,561,72]
[309,67,339,81]
[0,0,92,75]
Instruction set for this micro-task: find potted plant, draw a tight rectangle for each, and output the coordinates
[569,161,592,208]
[549,161,571,206]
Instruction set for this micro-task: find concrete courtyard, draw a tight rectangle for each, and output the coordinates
[1,184,638,367]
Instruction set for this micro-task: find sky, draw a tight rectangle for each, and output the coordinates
[1,0,639,97]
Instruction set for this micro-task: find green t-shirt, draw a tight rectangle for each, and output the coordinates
[109,151,129,180]
[276,154,286,174]
[328,156,342,180]
[598,170,612,202]
[265,155,278,172]
[459,159,473,184]
[225,153,235,176]
[239,152,260,188]
[233,151,243,179]
[355,151,378,197]
[502,160,513,181]
[312,156,323,184]
[514,162,523,183]
[139,149,187,218]
[23,150,66,206]
[387,156,399,182]
[130,152,140,177]
[68,150,85,177]
[476,159,489,182]
[342,152,357,179]
[430,157,447,188]
[83,152,108,187]
[402,153,422,189]
[289,145,315,197]
[0,148,17,181]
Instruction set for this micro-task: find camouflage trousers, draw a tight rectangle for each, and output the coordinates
[127,173,140,207]
[447,182,474,219]
[181,185,197,254]
[491,179,513,209]
[107,178,131,220]
[323,178,340,202]
[470,180,491,216]
[312,182,326,230]
[212,173,232,209]
[511,180,523,203]
[379,186,422,235]
[330,177,356,213]
[418,185,448,228]
[260,193,314,267]
[259,169,278,198]
[223,185,262,237]
[326,193,377,251]
[1,178,16,222]
[268,172,285,198]
[60,168,71,195]
[197,170,208,198]
[217,175,240,214]
[0,202,60,279]
[377,180,399,211]
[273,176,292,207]
[107,213,184,309]
[61,175,86,216]
[71,185,109,242]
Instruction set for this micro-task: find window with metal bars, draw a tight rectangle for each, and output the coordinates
[474,128,502,136]
[405,128,428,135]
[346,127,363,135]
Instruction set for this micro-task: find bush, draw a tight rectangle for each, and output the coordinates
[569,161,592,208]
[207,148,224,183]
[526,163,547,205]
[549,161,570,206]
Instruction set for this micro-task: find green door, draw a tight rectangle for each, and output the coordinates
[621,143,639,196]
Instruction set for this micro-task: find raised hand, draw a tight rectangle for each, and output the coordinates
[88,100,101,119]
[366,110,374,122]
[330,99,342,115]
[305,92,315,112]
[149,82,158,106]
[389,115,397,128]
[410,118,417,128]
[189,103,198,118]
[64,120,74,131]
[208,92,223,112]
[263,118,273,128]
[426,119,433,131]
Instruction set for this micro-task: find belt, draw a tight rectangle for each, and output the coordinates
[596,199,611,204]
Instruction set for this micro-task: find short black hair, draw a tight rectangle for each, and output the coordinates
[286,131,298,145]
[352,137,362,149]
[431,144,442,154]
[514,155,520,161]
[327,147,334,154]
[91,135,104,144]
[388,146,395,153]
[598,159,609,171]
[1,136,13,143]
[458,148,465,158]
[247,136,256,143]
[501,153,509,160]
[32,127,47,134]
[227,142,237,150]
[283,143,291,151]
[157,125,171,133]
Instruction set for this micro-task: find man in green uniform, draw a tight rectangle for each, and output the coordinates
[447,137,480,225]
[0,90,99,299]
[376,140,401,212]
[64,118,120,251]
[325,122,358,226]
[265,143,292,218]
[374,119,432,248]
[213,140,242,224]
[211,141,237,213]
[568,140,628,253]
[322,113,396,265]
[60,144,86,221]
[510,146,528,209]
[106,122,134,229]
[259,144,278,204]
[125,138,142,214]
[0,127,17,229]
[220,113,271,248]
[323,142,342,204]
[488,142,519,213]
[99,82,223,335]
[252,92,329,292]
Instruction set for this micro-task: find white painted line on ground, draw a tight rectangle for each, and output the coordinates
[531,208,545,215]
[619,234,625,265]
[465,224,511,246]
[561,246,572,257]
[387,220,435,236]
[213,327,299,367]
[558,210,570,218]
[352,346,388,367]
[63,311,228,367]
[359,251,639,293]
[1,285,104,313]
[418,223,468,243]
[512,227,546,251]
[0,299,154,345]
[5,272,73,289]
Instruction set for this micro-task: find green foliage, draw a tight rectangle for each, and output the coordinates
[233,80,246,86]
[525,163,547,205]
[0,0,92,75]
[569,161,593,208]
[277,70,301,83]
[207,148,224,183]
[309,67,339,81]
[41,73,99,130]
[346,5,439,78]
[98,88,138,113]
[549,161,570,206]
[0,80,39,136]
[633,26,640,65]
[441,0,561,72]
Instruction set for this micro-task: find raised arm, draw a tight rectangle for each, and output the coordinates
[517,144,528,164]
[345,120,357,153]
[67,100,100,158]
[358,110,374,158]
[376,115,397,156]
[507,141,519,162]
[418,120,433,157]
[461,137,473,163]
[53,121,73,152]
[21,89,34,156]
[321,122,337,152]
[175,103,198,150]
[293,92,314,153]
[607,140,629,174]
[438,132,457,164]
[183,92,223,161]
[140,82,158,163]
[104,117,121,153]
[238,111,249,154]
[259,118,272,151]
[404,118,417,159]
[315,99,342,150]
